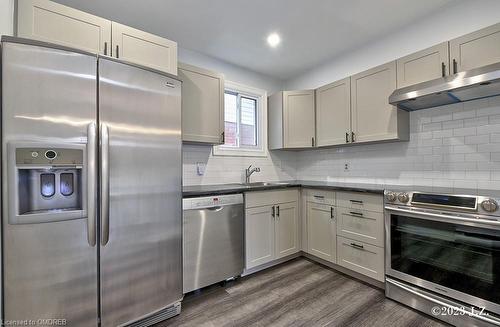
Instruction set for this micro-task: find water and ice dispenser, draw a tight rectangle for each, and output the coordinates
[8,143,87,224]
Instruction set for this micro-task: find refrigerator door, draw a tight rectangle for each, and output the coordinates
[98,57,182,326]
[1,40,98,325]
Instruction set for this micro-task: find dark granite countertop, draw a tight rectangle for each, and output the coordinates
[183,180,382,197]
[183,180,500,198]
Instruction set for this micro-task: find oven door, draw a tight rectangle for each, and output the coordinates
[385,206,500,315]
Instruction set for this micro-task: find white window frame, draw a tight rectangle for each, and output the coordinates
[213,81,268,157]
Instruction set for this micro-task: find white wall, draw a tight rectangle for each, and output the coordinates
[285,0,500,90]
[0,0,15,36]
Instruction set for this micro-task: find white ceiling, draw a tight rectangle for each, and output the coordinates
[54,0,457,80]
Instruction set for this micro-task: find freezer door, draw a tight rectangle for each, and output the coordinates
[98,58,182,326]
[1,41,98,325]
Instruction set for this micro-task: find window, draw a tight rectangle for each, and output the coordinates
[213,81,267,157]
[224,92,257,147]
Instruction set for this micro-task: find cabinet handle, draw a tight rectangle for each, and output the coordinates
[276,205,280,218]
[271,206,275,218]
[452,59,457,74]
[330,207,334,219]
[221,131,225,144]
[311,137,315,147]
[116,45,119,58]
[350,242,364,249]
[441,62,446,77]
[104,42,108,56]
[351,132,355,143]
[313,195,325,199]
[349,211,363,217]
[350,199,363,204]
[345,132,349,143]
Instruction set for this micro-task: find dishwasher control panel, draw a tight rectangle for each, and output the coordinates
[183,194,243,210]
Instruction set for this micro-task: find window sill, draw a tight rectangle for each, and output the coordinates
[212,146,267,157]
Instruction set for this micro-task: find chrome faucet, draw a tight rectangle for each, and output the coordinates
[245,165,261,183]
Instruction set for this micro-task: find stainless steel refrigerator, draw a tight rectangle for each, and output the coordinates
[1,37,183,326]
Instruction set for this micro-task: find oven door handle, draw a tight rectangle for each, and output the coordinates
[385,206,500,229]
[386,278,500,326]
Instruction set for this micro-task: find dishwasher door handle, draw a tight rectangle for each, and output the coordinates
[206,206,224,212]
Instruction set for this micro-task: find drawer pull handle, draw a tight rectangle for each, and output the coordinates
[314,195,325,199]
[349,211,363,217]
[350,200,363,204]
[350,242,364,249]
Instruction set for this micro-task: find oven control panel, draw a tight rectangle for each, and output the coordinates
[384,190,500,216]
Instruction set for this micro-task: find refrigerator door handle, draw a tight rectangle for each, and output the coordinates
[100,123,110,246]
[87,122,97,246]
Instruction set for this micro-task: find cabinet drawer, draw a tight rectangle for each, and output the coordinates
[337,192,383,213]
[337,236,384,282]
[245,189,299,208]
[337,208,384,247]
[303,188,335,205]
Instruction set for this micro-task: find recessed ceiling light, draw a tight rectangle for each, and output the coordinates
[267,33,281,48]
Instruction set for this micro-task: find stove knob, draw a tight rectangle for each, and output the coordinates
[398,192,410,203]
[385,192,397,202]
[481,199,498,213]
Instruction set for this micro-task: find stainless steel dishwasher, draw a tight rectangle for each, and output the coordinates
[182,194,244,293]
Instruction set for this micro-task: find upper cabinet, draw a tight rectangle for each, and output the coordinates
[351,61,409,143]
[268,90,315,149]
[16,0,111,54]
[178,63,224,144]
[112,22,177,75]
[396,42,449,88]
[16,0,177,75]
[315,78,351,146]
[450,22,500,74]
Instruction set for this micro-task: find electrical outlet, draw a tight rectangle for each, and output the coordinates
[344,163,350,172]
[196,162,206,176]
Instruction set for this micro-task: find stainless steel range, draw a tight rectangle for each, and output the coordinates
[384,190,500,327]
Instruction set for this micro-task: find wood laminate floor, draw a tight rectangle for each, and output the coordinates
[157,257,447,327]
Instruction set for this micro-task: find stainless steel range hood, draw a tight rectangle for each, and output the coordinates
[389,62,500,111]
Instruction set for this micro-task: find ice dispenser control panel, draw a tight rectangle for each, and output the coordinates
[16,148,83,166]
[9,144,86,224]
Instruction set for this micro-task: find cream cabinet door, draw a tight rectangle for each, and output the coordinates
[307,203,336,263]
[397,42,449,88]
[111,22,177,75]
[275,202,299,259]
[315,78,351,146]
[245,205,275,269]
[283,90,315,148]
[17,0,111,54]
[450,22,500,73]
[351,61,405,143]
[179,63,224,144]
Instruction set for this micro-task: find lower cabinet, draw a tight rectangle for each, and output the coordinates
[303,189,385,284]
[307,202,336,263]
[337,236,385,282]
[245,190,299,270]
[246,188,385,283]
